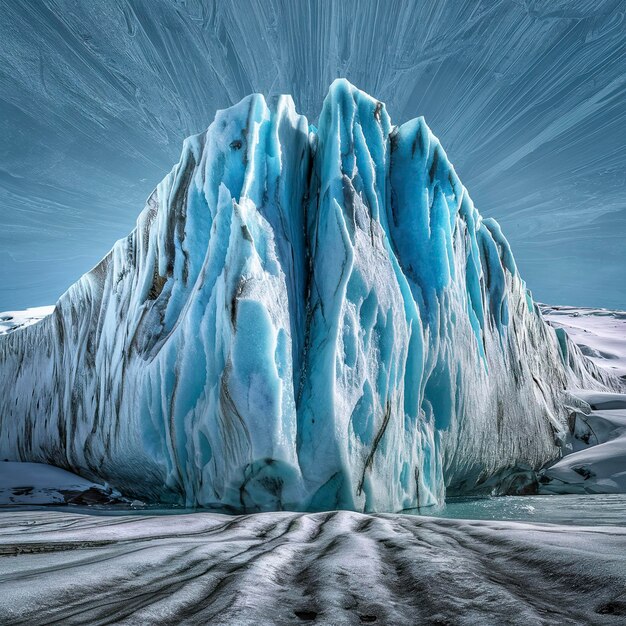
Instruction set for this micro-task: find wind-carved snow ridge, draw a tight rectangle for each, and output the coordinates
[0,80,622,512]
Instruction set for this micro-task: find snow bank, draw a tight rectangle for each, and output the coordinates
[538,303,626,495]
[0,306,54,335]
[540,391,626,494]
[0,461,124,506]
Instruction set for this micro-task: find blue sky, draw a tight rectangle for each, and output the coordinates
[0,0,624,310]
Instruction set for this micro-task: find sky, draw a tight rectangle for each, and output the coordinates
[0,0,624,310]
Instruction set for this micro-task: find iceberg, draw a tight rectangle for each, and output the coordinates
[0,80,621,512]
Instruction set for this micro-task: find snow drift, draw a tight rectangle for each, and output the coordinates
[536,308,626,495]
[0,80,621,512]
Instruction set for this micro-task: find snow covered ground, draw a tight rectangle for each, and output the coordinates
[538,391,626,495]
[0,508,625,625]
[542,305,626,378]
[0,305,54,335]
[536,306,626,495]
[0,462,127,507]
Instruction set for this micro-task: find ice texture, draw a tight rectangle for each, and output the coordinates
[1,508,626,624]
[0,82,622,512]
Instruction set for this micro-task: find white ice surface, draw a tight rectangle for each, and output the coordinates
[0,509,625,625]
[531,306,626,495]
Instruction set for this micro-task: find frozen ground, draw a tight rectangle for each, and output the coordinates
[0,508,625,625]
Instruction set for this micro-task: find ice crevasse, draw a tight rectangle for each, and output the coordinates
[0,80,621,512]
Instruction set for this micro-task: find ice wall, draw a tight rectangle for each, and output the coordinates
[0,82,621,512]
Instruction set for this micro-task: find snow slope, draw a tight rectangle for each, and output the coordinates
[534,308,626,495]
[542,305,626,378]
[539,391,626,495]
[0,509,625,625]
[0,462,126,506]
[0,81,621,512]
[0,306,54,335]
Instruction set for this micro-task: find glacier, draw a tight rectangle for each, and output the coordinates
[0,80,622,513]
